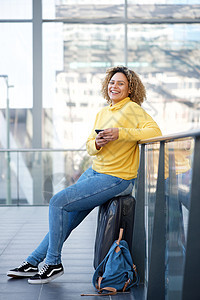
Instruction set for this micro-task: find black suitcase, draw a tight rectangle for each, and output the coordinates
[93,195,136,270]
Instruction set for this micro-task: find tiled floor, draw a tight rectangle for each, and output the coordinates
[0,206,145,300]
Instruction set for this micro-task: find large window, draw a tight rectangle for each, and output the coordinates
[0,0,32,19]
[0,0,199,206]
[43,23,126,148]
[42,0,125,20]
[0,23,32,149]
[128,24,200,132]
[0,0,200,150]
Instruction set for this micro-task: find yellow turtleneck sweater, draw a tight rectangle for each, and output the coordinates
[86,97,162,180]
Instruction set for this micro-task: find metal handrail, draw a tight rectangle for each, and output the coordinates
[139,128,200,144]
[1,129,200,152]
[0,148,86,152]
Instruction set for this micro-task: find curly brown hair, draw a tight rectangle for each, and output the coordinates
[101,66,146,106]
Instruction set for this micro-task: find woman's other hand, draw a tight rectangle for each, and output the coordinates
[101,128,119,141]
[95,128,119,150]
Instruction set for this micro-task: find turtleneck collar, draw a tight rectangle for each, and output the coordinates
[109,97,131,111]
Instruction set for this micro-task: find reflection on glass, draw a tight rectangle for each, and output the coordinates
[128,24,200,134]
[145,142,160,283]
[128,0,200,5]
[42,0,200,20]
[0,150,92,206]
[42,0,124,19]
[165,138,194,299]
[0,152,18,205]
[128,2,200,19]
[1,0,200,151]
[144,138,194,296]
[43,23,125,149]
[42,20,200,149]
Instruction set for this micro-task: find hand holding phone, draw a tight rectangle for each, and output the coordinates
[95,129,107,149]
[95,129,104,134]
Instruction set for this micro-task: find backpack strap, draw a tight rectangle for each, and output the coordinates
[116,228,124,245]
[95,277,117,295]
[97,276,102,287]
[116,242,140,288]
[97,287,117,296]
[122,278,131,292]
[115,228,124,253]
[81,286,117,296]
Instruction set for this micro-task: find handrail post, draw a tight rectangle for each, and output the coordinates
[132,144,146,283]
[182,136,200,300]
[147,141,166,299]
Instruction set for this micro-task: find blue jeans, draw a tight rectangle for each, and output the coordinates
[27,167,135,266]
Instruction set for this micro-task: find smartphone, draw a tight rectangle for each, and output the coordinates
[95,129,104,134]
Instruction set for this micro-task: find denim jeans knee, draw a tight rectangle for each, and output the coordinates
[28,168,135,265]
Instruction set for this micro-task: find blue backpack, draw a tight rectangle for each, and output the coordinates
[81,229,139,296]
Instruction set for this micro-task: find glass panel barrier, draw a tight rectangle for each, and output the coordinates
[0,149,92,206]
[0,151,18,205]
[165,138,194,299]
[145,142,160,284]
[143,136,194,298]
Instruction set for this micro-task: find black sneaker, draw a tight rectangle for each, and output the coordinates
[28,263,64,284]
[7,261,38,278]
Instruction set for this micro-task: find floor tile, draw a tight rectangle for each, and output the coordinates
[0,206,144,300]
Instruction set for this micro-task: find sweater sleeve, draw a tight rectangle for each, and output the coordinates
[119,121,162,141]
[118,106,162,141]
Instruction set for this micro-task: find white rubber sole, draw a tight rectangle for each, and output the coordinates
[7,271,38,278]
[28,270,64,284]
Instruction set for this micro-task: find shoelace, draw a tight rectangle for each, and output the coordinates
[18,261,29,268]
[38,264,49,275]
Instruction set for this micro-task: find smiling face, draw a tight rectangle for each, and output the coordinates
[108,72,130,105]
